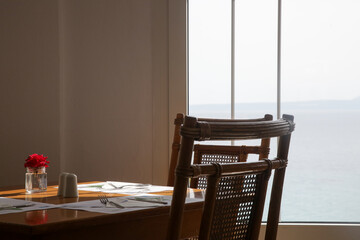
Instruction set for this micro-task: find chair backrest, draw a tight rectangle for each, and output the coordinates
[166,114,295,240]
[167,113,184,186]
[167,114,273,187]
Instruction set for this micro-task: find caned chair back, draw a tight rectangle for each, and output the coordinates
[167,114,273,187]
[166,114,295,240]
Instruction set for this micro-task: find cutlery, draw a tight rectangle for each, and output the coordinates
[107,182,151,190]
[0,203,35,210]
[132,197,168,205]
[98,194,124,208]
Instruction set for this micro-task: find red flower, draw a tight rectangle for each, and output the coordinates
[24,154,50,168]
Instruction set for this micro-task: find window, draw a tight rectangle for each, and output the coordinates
[187,0,360,231]
[281,0,360,222]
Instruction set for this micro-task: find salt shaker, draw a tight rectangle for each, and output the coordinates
[57,172,69,196]
[63,173,78,198]
[57,172,79,198]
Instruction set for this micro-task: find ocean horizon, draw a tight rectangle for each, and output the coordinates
[189,100,360,223]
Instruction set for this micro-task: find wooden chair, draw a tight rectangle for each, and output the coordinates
[167,114,295,240]
[167,114,273,187]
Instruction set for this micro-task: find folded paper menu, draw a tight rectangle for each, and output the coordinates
[0,197,57,215]
[58,194,204,214]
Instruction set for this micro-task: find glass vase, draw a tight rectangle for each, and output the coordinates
[25,167,47,193]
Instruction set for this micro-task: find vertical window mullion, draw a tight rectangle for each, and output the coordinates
[277,0,282,119]
[231,0,235,120]
[231,0,235,146]
[186,0,190,114]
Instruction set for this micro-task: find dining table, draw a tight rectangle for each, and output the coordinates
[0,181,204,240]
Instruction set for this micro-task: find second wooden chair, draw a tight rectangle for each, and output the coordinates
[166,114,295,240]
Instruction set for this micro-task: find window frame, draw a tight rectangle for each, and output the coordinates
[168,0,360,238]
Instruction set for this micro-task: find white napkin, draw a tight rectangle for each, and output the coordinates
[104,181,151,189]
[0,198,34,209]
[0,197,56,214]
[76,182,173,194]
[0,203,12,209]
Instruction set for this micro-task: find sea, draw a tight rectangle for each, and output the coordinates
[189,102,360,223]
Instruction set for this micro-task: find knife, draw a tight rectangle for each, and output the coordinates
[0,203,35,210]
[132,197,168,205]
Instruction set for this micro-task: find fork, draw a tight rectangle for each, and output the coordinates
[98,195,124,208]
[98,194,109,205]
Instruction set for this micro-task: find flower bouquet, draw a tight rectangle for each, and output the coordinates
[25,154,49,193]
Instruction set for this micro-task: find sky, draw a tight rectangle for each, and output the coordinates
[188,0,360,105]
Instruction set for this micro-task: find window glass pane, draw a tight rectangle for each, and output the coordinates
[188,0,360,224]
[188,0,231,118]
[282,0,360,222]
[234,0,277,120]
[233,0,278,158]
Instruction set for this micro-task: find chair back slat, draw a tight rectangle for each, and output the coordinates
[265,115,294,240]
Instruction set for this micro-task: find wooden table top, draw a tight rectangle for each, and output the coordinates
[0,182,204,240]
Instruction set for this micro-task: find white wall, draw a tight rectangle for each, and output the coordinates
[0,0,60,186]
[0,0,173,187]
[60,0,169,184]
